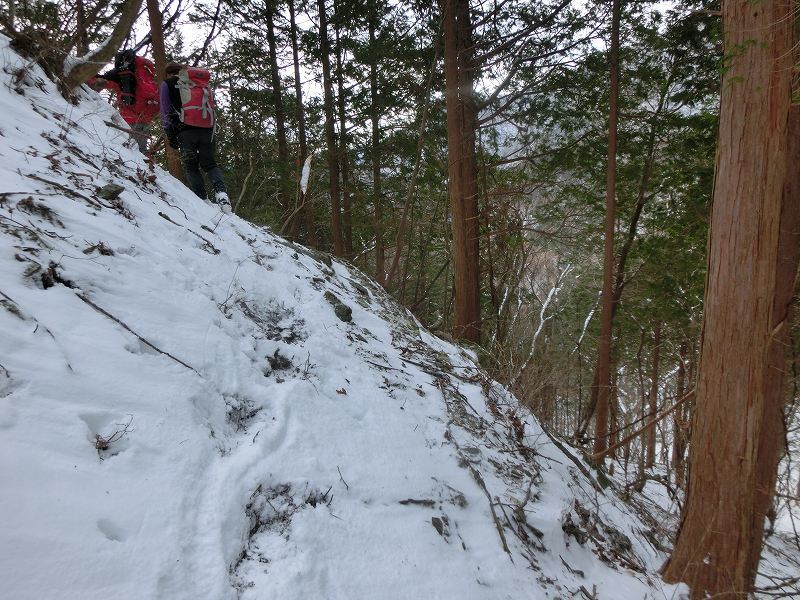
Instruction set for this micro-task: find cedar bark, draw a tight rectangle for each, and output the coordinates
[442,0,480,343]
[266,0,290,219]
[288,0,315,247]
[661,0,799,594]
[64,0,143,89]
[145,0,183,179]
[591,0,620,464]
[317,0,344,256]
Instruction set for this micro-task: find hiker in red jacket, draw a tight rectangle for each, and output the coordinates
[90,50,160,154]
[160,62,230,212]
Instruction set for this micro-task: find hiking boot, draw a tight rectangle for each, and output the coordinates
[215,191,231,214]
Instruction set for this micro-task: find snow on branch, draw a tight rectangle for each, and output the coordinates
[506,262,574,391]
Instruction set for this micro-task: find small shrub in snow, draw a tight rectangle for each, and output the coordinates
[225,395,261,432]
[93,415,133,457]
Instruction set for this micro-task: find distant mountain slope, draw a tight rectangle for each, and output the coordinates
[0,36,794,600]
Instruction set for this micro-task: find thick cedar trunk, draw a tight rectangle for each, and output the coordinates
[442,0,480,343]
[317,0,344,256]
[334,12,353,257]
[671,342,687,488]
[144,1,167,102]
[65,0,143,89]
[748,100,800,575]
[590,0,620,464]
[456,0,479,344]
[266,0,290,219]
[288,1,315,247]
[145,0,183,178]
[645,321,661,468]
[662,0,798,594]
[369,0,383,283]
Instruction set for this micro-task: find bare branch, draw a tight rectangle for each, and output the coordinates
[63,0,144,90]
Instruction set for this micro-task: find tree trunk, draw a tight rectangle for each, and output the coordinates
[76,0,89,55]
[317,0,344,256]
[659,387,669,465]
[661,0,798,594]
[334,8,353,257]
[645,321,661,468]
[145,0,183,178]
[635,328,646,477]
[64,0,144,89]
[680,346,697,479]
[442,0,480,343]
[369,0,383,283]
[579,65,667,441]
[383,37,439,289]
[266,0,290,221]
[411,213,435,308]
[591,0,620,464]
[288,0,315,247]
[608,358,618,456]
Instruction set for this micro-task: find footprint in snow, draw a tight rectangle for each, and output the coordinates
[96,518,127,542]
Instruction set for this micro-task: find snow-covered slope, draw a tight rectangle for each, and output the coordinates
[1,38,789,600]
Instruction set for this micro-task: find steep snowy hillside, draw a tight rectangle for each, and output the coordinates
[0,38,796,600]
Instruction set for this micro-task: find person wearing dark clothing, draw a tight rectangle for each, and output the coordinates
[90,51,159,154]
[160,63,230,212]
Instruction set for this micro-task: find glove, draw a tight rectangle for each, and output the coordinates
[88,77,108,92]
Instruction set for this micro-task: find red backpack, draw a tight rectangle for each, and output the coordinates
[176,68,215,128]
[117,54,159,120]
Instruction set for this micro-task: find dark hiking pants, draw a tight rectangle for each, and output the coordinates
[130,123,150,154]
[177,128,227,200]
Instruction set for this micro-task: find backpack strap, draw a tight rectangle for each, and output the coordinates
[175,73,191,123]
[200,86,214,126]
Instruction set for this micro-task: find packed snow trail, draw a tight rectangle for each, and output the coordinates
[1,36,793,600]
